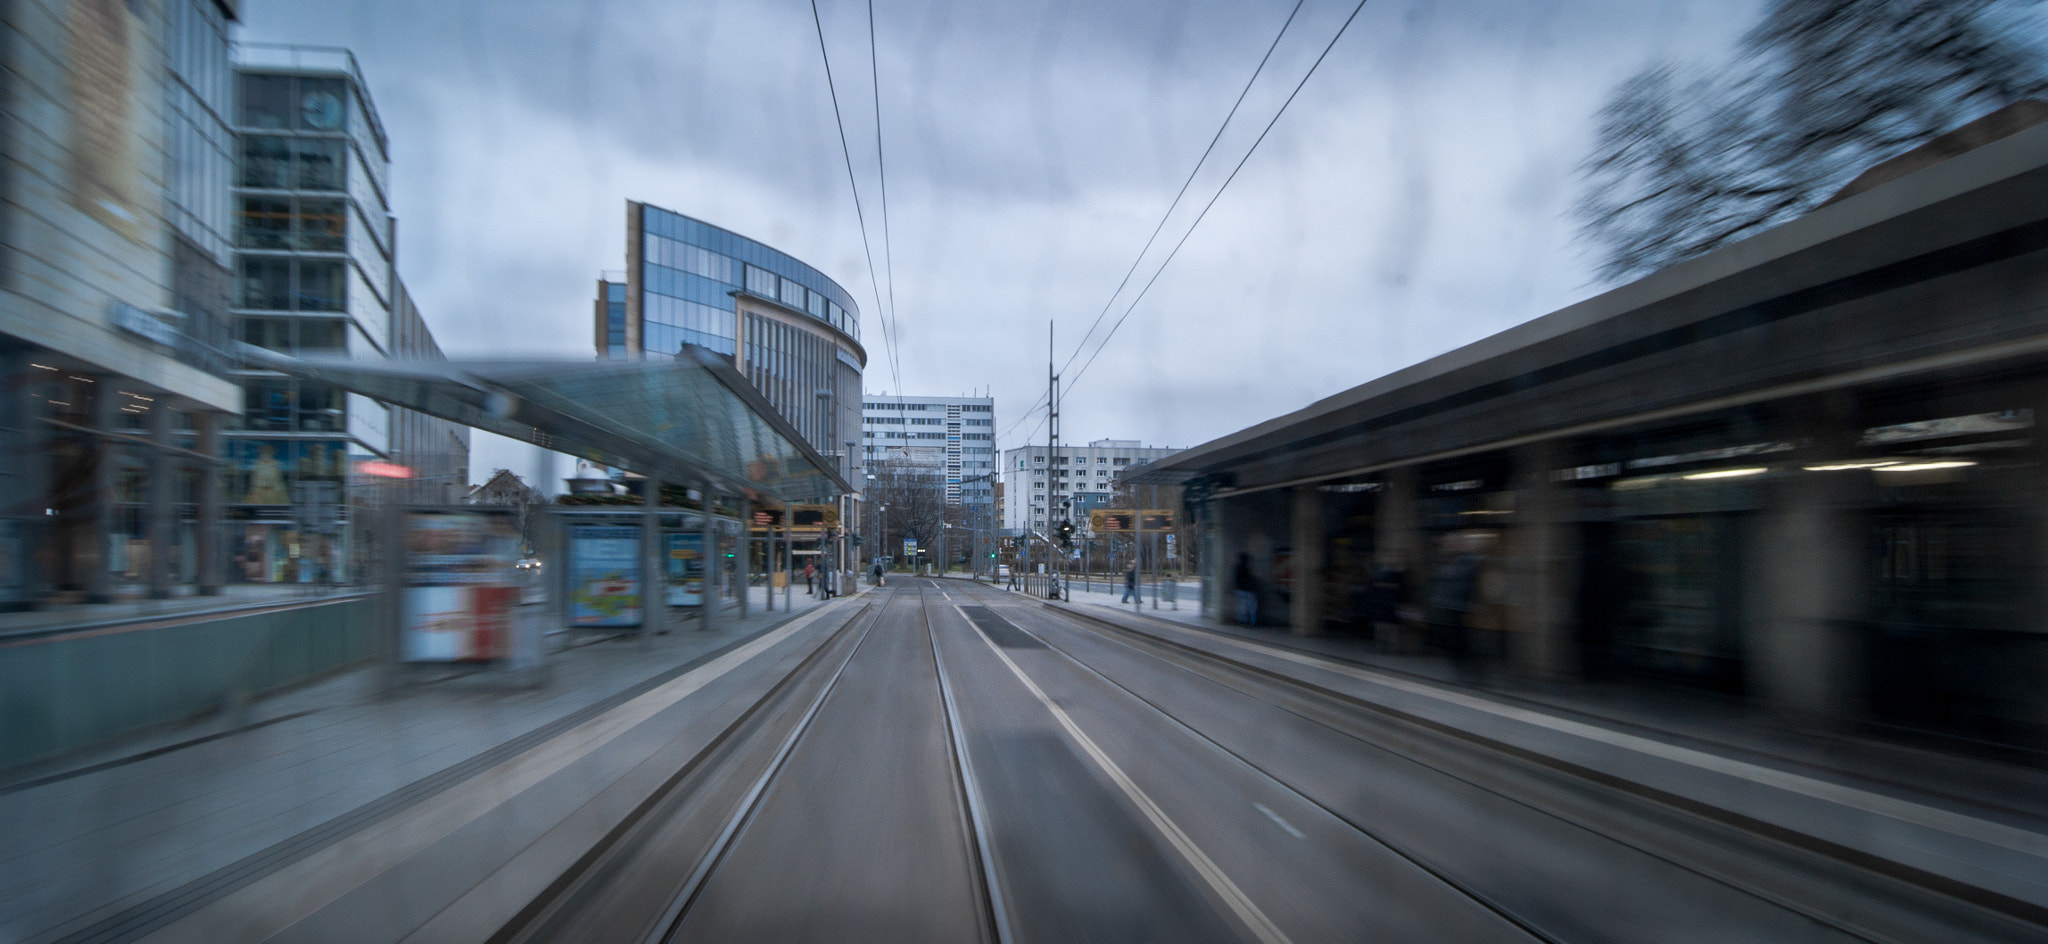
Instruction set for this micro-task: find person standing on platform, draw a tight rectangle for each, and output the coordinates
[1233,553,1259,626]
[804,560,816,595]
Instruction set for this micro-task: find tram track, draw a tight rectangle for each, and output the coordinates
[504,584,1005,944]
[971,580,2043,944]
[924,584,1019,944]
[636,596,889,944]
[487,597,881,944]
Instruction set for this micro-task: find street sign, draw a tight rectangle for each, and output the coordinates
[903,538,917,557]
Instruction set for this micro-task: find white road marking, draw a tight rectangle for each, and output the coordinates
[1252,802,1305,840]
[958,605,1293,944]
[145,605,846,944]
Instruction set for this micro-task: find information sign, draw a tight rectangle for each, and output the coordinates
[666,531,705,606]
[401,511,521,661]
[568,525,641,627]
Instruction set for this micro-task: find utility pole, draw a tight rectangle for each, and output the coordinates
[1048,321,1063,600]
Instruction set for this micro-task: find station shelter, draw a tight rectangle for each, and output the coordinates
[1131,120,2048,743]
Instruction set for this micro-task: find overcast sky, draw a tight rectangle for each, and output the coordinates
[237,0,1759,487]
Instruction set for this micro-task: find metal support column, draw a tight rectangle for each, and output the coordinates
[700,489,718,632]
[737,496,751,618]
[642,475,663,637]
[85,377,115,604]
[146,401,174,599]
[195,412,222,595]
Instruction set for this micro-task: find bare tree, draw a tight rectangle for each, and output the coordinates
[1577,0,2048,282]
[862,457,949,569]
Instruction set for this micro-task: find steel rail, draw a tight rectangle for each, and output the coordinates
[640,592,890,944]
[921,580,1017,944]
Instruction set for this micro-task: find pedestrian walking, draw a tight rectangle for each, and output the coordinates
[1122,566,1138,603]
[871,558,885,587]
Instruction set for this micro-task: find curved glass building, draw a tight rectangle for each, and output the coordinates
[597,201,865,466]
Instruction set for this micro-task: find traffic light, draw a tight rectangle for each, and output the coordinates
[1057,521,1074,548]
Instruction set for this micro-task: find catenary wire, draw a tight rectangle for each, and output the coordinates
[1000,0,1310,449]
[1055,0,1308,382]
[1064,0,1373,399]
[810,0,903,397]
[870,0,906,398]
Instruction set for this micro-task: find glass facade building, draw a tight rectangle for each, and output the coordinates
[600,201,865,467]
[225,46,462,583]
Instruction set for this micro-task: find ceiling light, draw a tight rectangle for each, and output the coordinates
[1803,460,1901,471]
[1874,460,1977,473]
[1681,467,1768,481]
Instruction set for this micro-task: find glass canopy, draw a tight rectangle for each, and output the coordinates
[237,344,849,503]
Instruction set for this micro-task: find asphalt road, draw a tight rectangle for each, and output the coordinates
[542,579,2040,944]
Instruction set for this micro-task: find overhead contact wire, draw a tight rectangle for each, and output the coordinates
[869,0,905,397]
[1065,0,1373,397]
[1057,0,1308,381]
[810,0,903,398]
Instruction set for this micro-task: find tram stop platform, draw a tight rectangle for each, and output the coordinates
[1024,577,2048,921]
[0,582,867,944]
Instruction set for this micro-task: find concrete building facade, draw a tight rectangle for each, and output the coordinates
[226,45,465,581]
[861,393,996,509]
[1002,439,1182,536]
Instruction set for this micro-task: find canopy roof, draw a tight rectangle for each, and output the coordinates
[238,344,849,503]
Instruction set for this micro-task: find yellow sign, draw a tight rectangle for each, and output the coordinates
[752,504,839,532]
[1089,509,1174,532]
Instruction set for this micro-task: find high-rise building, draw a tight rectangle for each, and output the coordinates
[1002,440,1183,535]
[861,394,996,511]
[2,0,246,602]
[595,201,865,472]
[226,45,466,581]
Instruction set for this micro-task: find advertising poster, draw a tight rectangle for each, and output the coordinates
[570,525,642,627]
[401,511,520,662]
[666,532,704,606]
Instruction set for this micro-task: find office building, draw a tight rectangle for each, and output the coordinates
[227,45,465,581]
[595,201,865,474]
[2,0,245,602]
[1002,439,1183,535]
[861,394,996,511]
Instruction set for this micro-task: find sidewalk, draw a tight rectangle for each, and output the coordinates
[0,583,349,641]
[1046,594,2048,916]
[0,581,864,944]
